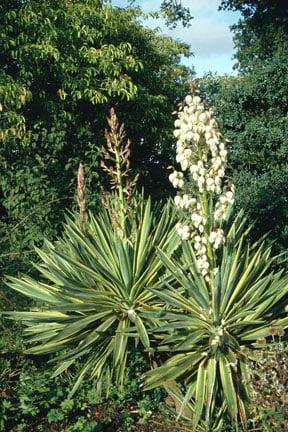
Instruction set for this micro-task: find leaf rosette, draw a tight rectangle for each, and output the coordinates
[5,197,179,396]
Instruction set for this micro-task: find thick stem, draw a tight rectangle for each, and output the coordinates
[201,191,214,266]
[201,190,217,319]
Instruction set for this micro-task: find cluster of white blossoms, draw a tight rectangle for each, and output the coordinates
[168,170,184,189]
[170,94,235,279]
[208,228,225,250]
[214,187,235,221]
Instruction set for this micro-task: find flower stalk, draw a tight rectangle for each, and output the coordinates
[169,94,235,280]
[77,162,88,224]
[114,135,126,232]
[101,108,139,236]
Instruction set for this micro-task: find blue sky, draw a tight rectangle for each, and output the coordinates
[111,0,241,76]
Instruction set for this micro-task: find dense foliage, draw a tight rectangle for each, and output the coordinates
[6,198,178,396]
[0,0,192,299]
[1,1,288,431]
[143,95,288,430]
[5,94,288,431]
[197,0,288,252]
[0,348,169,432]
[220,0,288,70]
[199,58,288,251]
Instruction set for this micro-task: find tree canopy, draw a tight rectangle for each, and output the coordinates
[200,1,288,250]
[0,0,192,295]
[220,0,288,70]
[0,0,190,239]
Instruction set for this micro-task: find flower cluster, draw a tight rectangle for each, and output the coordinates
[168,170,184,189]
[214,187,235,221]
[208,228,225,250]
[170,94,235,279]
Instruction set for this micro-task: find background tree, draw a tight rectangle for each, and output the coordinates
[220,0,288,71]
[0,0,192,304]
[199,0,288,251]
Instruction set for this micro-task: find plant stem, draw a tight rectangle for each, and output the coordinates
[114,138,126,233]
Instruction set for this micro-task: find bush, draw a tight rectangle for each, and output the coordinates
[0,349,171,432]
[248,338,287,432]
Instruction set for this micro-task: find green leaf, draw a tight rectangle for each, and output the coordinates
[177,381,195,420]
[135,314,150,348]
[192,360,207,430]
[219,355,237,421]
[206,357,217,423]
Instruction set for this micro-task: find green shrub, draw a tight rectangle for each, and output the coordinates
[0,349,168,432]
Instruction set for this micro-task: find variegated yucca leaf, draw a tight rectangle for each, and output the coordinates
[144,211,288,430]
[4,197,179,396]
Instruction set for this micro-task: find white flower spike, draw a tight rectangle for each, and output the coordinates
[169,94,235,279]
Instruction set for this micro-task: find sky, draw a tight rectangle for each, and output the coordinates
[111,0,241,77]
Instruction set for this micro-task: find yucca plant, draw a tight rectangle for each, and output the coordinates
[144,95,288,430]
[4,109,179,397]
[145,212,288,429]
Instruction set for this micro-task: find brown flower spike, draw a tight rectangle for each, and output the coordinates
[77,163,88,223]
[101,108,139,201]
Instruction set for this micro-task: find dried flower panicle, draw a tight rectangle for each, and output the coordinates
[169,95,235,279]
[99,108,140,237]
[101,108,139,201]
[77,163,88,223]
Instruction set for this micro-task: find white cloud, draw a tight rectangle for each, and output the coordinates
[175,17,234,58]
[113,0,240,75]
[143,0,235,57]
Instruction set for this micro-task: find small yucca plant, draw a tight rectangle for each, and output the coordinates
[144,95,288,431]
[4,109,179,397]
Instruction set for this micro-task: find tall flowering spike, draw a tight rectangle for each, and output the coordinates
[101,108,139,199]
[170,95,235,280]
[100,108,140,236]
[77,163,88,223]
